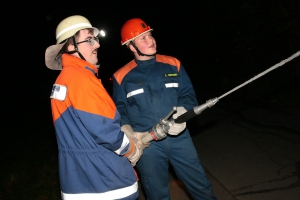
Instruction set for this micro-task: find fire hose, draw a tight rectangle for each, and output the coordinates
[142,51,300,144]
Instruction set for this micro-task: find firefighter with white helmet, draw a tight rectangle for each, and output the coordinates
[45,15,146,200]
[112,18,217,199]
[46,15,101,70]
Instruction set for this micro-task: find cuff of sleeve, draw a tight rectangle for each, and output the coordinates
[124,138,135,157]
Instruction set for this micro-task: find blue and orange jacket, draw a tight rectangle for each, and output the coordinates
[112,54,198,133]
[50,54,138,200]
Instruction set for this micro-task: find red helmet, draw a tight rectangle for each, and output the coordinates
[121,18,153,45]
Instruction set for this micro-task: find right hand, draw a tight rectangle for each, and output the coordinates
[121,125,152,166]
[121,125,152,150]
[168,107,187,135]
[134,132,152,149]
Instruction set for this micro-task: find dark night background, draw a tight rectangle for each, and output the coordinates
[2,0,300,199]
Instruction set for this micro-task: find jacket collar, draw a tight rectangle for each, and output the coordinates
[61,54,98,75]
[135,55,156,69]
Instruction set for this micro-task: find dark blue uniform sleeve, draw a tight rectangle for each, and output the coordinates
[177,64,199,110]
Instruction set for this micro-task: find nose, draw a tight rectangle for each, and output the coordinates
[147,36,154,44]
[94,41,100,48]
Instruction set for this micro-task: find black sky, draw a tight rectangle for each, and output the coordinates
[4,0,300,131]
[32,1,300,76]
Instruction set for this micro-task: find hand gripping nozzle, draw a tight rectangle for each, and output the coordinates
[149,107,177,140]
[142,97,219,143]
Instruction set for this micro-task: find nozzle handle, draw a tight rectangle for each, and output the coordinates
[174,97,219,124]
[174,109,197,123]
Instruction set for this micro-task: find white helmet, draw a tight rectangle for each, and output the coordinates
[45,15,99,70]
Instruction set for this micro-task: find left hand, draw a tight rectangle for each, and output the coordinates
[168,107,187,135]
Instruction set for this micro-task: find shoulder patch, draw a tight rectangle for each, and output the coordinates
[156,54,181,72]
[50,84,67,101]
[114,60,137,85]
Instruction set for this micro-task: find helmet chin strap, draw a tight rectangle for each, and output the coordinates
[130,41,156,57]
[62,36,100,68]
[65,36,86,60]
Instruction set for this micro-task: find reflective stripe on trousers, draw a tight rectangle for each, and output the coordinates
[61,182,138,200]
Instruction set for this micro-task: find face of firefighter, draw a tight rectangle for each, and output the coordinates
[130,31,156,60]
[68,29,100,65]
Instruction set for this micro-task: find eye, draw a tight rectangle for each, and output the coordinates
[87,38,92,45]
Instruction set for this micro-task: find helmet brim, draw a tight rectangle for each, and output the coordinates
[45,41,66,70]
[121,29,153,46]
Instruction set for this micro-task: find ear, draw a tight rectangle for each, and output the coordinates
[67,44,74,52]
[128,44,136,53]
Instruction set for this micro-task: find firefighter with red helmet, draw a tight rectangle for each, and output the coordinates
[112,18,217,200]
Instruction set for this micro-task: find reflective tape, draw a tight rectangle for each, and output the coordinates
[165,83,179,88]
[114,134,130,155]
[61,182,138,200]
[127,88,144,98]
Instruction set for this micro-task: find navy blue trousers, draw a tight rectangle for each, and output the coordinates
[136,130,217,200]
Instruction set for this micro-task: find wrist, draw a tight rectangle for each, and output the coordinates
[124,138,136,157]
